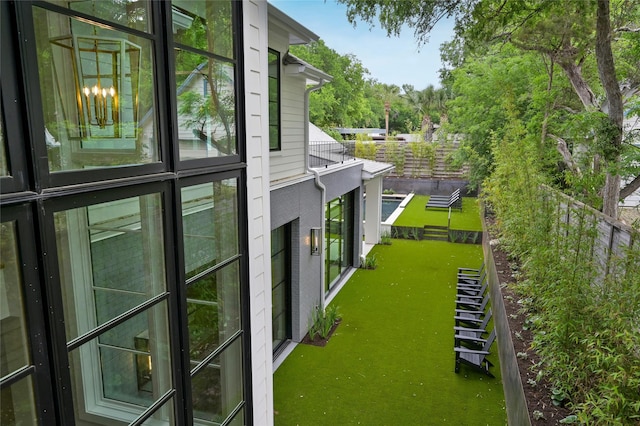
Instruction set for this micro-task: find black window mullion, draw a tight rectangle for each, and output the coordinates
[1,203,58,424]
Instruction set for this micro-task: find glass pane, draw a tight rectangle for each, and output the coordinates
[55,194,166,342]
[182,180,238,279]
[0,376,38,425]
[34,7,159,172]
[69,302,172,422]
[172,0,234,59]
[44,0,151,33]
[191,338,243,424]
[140,397,175,425]
[175,50,237,160]
[187,261,240,363]
[0,105,8,176]
[0,222,31,374]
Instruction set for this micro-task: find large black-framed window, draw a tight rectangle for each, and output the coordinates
[268,49,281,151]
[325,192,354,292]
[271,224,291,354]
[0,1,251,425]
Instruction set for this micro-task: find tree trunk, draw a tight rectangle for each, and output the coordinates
[596,0,624,218]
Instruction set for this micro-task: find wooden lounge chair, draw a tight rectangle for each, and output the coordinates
[429,188,460,202]
[454,309,492,338]
[458,262,485,277]
[457,280,488,298]
[454,329,496,377]
[456,292,490,311]
[424,189,462,211]
[458,270,486,285]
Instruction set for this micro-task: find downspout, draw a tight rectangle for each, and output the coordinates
[305,79,327,311]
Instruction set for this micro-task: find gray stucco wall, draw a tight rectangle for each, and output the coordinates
[271,177,323,342]
[270,165,364,342]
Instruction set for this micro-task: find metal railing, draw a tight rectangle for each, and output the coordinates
[309,141,357,168]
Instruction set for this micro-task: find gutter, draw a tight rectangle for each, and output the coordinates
[304,79,327,311]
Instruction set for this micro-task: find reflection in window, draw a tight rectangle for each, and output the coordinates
[186,260,240,363]
[191,338,243,424]
[182,178,244,425]
[325,193,354,291]
[271,225,290,352]
[268,50,280,151]
[172,1,234,60]
[0,222,38,425]
[68,302,172,424]
[182,179,239,278]
[175,51,237,160]
[44,0,151,33]
[0,106,7,176]
[33,6,159,172]
[55,194,171,423]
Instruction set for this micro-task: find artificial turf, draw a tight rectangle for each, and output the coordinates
[393,195,483,231]
[273,239,506,425]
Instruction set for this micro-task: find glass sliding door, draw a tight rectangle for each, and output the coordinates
[325,192,354,292]
[271,225,291,353]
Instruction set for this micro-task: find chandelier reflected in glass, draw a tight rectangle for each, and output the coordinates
[50,35,141,142]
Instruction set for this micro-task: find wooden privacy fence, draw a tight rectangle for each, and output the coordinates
[542,186,639,280]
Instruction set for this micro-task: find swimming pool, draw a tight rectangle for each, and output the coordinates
[363,196,404,222]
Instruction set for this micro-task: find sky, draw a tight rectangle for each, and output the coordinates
[268,0,455,91]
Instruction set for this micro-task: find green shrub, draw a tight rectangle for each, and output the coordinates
[308,304,341,341]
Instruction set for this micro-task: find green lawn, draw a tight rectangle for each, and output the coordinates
[274,239,506,425]
[393,195,483,231]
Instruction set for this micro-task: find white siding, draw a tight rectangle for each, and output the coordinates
[268,25,308,182]
[243,1,274,424]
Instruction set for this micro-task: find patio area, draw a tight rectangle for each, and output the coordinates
[274,196,506,425]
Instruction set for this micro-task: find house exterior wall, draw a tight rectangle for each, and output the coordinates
[271,177,323,342]
[268,26,307,182]
[243,1,274,423]
[270,163,364,342]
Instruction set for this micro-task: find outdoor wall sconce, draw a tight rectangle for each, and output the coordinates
[310,227,321,256]
[50,34,141,142]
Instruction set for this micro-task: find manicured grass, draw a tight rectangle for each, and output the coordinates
[393,195,482,231]
[274,239,506,425]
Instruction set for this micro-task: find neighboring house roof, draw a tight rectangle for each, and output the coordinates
[336,127,387,136]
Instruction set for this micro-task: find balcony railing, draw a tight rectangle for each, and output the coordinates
[309,140,357,168]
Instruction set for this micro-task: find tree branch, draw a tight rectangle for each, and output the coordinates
[620,174,640,199]
[615,26,640,33]
[549,134,582,176]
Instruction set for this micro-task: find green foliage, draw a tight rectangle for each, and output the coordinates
[290,41,376,128]
[355,140,378,160]
[408,140,437,177]
[383,140,405,176]
[308,304,341,341]
[380,232,392,245]
[485,99,640,423]
[362,253,378,269]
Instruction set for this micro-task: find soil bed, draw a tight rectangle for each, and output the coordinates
[488,224,573,424]
[300,319,341,347]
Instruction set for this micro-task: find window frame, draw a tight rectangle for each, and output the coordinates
[0,2,30,195]
[2,1,252,424]
[268,49,281,152]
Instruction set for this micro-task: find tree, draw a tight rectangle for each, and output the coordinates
[290,40,376,128]
[339,0,640,217]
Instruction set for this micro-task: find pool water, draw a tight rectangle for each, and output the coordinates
[363,198,402,222]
